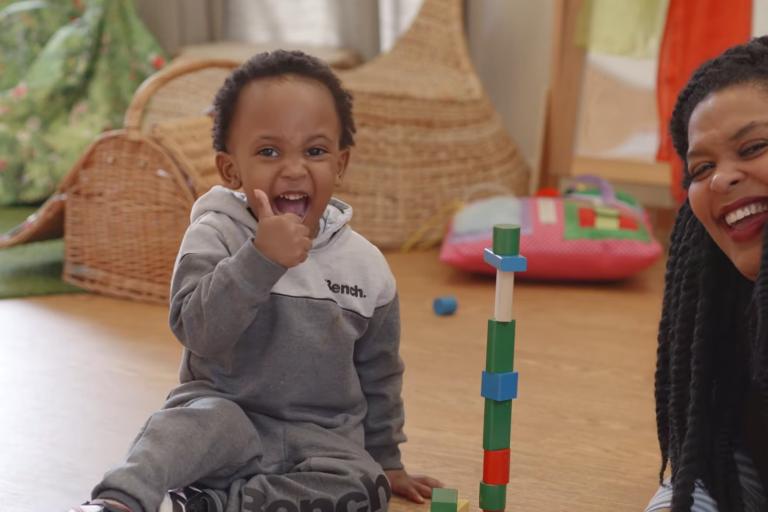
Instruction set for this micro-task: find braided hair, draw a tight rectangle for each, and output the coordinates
[657,35,768,511]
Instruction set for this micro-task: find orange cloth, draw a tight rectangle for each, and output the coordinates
[656,0,752,203]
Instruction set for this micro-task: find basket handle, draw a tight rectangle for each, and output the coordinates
[566,175,617,204]
[123,58,240,136]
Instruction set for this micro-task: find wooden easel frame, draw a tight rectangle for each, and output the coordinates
[539,0,671,197]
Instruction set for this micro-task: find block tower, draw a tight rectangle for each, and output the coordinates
[479,224,525,511]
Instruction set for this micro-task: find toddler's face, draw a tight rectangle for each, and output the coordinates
[217,75,349,237]
[687,84,768,280]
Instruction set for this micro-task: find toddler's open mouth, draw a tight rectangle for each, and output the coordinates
[274,192,310,219]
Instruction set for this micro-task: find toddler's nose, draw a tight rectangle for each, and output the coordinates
[280,157,308,179]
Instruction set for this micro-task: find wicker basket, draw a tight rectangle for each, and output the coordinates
[63,129,198,302]
[0,60,234,303]
[124,58,239,133]
[335,0,530,248]
[63,59,239,304]
[60,57,232,303]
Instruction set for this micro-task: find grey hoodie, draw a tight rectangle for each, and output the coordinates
[167,186,405,470]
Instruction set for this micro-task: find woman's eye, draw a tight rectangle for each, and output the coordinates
[307,147,327,157]
[257,148,278,157]
[740,141,768,158]
[689,162,714,181]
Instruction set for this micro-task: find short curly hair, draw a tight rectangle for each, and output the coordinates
[211,50,356,152]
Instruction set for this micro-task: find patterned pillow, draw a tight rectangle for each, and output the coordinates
[439,177,663,280]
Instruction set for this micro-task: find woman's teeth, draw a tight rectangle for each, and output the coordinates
[724,201,768,226]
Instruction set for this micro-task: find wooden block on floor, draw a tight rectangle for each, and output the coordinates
[486,319,515,372]
[492,224,521,256]
[481,370,518,401]
[483,249,528,272]
[431,487,459,512]
[483,448,511,485]
[479,482,507,511]
[483,399,512,450]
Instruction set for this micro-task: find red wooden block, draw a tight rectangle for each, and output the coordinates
[578,207,595,227]
[483,448,510,485]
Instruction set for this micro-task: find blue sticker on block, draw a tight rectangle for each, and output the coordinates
[481,370,518,401]
[483,249,527,272]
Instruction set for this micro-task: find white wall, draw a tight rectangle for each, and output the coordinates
[223,0,381,60]
[134,0,220,55]
[467,1,554,184]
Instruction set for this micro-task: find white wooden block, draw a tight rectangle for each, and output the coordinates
[494,270,514,321]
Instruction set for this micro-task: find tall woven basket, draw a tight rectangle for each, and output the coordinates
[335,0,530,248]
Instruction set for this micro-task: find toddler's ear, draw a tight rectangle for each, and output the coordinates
[335,148,350,185]
[216,152,242,190]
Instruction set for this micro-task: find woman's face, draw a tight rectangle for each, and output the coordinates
[687,84,768,281]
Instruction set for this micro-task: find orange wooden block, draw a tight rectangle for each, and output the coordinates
[483,448,510,485]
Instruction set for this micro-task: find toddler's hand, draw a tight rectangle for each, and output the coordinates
[385,468,443,504]
[252,189,311,268]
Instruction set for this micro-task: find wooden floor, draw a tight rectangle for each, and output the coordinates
[1,249,665,511]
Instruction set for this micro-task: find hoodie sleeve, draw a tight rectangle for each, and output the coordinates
[354,293,406,470]
[169,220,286,358]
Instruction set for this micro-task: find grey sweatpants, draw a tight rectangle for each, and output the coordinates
[93,397,391,512]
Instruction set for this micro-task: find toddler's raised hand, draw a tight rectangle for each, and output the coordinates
[252,189,311,268]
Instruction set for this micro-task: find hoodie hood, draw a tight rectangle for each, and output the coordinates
[190,186,353,249]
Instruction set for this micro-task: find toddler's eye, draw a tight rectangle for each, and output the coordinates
[740,141,768,158]
[257,147,278,158]
[307,147,327,157]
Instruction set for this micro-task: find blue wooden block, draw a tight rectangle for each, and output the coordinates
[483,248,527,272]
[481,370,518,401]
[433,296,458,316]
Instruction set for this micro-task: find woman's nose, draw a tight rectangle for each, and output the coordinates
[710,164,745,193]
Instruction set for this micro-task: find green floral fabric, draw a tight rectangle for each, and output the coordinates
[0,0,166,205]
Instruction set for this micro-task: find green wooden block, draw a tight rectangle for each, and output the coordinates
[483,398,512,450]
[492,224,520,256]
[479,482,507,511]
[431,488,459,512]
[486,319,515,372]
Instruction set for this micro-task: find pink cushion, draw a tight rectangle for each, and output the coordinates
[439,193,663,281]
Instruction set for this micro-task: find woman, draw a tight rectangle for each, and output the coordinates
[647,35,768,511]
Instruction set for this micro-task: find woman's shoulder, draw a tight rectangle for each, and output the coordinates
[645,450,766,512]
[645,481,719,512]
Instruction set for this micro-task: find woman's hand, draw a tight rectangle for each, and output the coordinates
[385,468,444,503]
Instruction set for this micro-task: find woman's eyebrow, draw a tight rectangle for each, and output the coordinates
[729,120,768,141]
